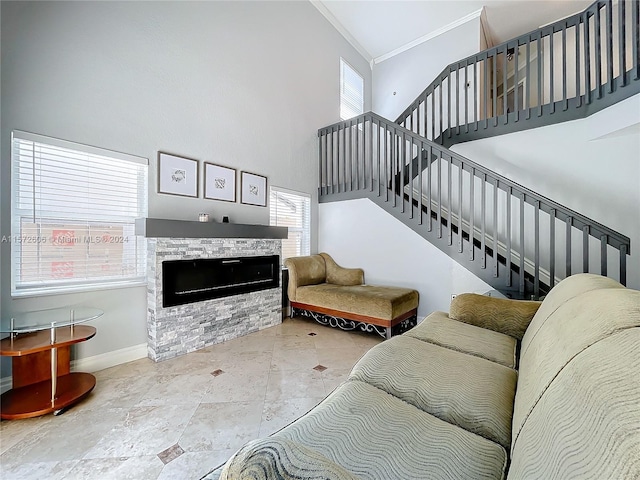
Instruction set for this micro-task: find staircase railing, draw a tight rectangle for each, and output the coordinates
[395,0,639,143]
[318,112,631,297]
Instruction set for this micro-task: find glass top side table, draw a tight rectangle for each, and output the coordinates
[0,307,103,420]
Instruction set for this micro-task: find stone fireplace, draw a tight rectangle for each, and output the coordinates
[137,218,287,362]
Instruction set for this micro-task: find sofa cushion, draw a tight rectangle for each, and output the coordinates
[512,287,640,450]
[406,311,517,368]
[220,437,361,480]
[349,336,517,449]
[295,283,419,320]
[508,328,640,480]
[276,380,507,480]
[520,273,623,359]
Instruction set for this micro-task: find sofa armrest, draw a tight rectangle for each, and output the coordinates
[449,293,542,340]
[320,252,364,286]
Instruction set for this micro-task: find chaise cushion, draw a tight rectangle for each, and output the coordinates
[295,283,418,320]
[275,380,508,480]
[349,336,517,449]
[406,311,517,368]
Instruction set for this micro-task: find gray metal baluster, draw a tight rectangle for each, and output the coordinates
[319,131,324,195]
[585,11,592,104]
[576,18,582,107]
[526,39,531,119]
[355,118,360,190]
[481,174,486,268]
[427,145,432,231]
[377,120,381,197]
[402,132,407,214]
[562,24,568,110]
[583,225,590,272]
[549,208,556,288]
[534,200,540,298]
[465,61,469,133]
[596,5,603,98]
[410,138,415,219]
[550,29,556,113]
[601,234,608,276]
[633,0,639,80]
[493,178,498,277]
[456,66,461,134]
[514,41,520,122]
[506,187,512,287]
[419,141,424,225]
[484,56,489,128]
[493,52,498,125]
[619,0,627,87]
[519,193,525,294]
[458,160,463,252]
[437,150,442,238]
[538,33,543,116]
[347,121,352,190]
[620,244,627,285]
[365,117,373,192]
[392,130,397,207]
[606,0,614,93]
[566,216,573,277]
[470,168,475,261]
[439,81,444,141]
[474,61,479,131]
[384,125,389,202]
[448,155,452,245]
[503,48,508,122]
[447,70,452,138]
[431,90,436,141]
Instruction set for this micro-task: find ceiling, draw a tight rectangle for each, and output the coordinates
[315,0,593,62]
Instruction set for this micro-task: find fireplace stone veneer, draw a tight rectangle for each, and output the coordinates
[147,237,282,362]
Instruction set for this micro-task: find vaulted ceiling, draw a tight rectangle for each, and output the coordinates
[314,0,593,62]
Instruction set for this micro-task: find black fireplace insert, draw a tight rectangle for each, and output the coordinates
[162,255,280,308]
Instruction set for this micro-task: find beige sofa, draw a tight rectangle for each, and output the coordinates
[284,253,419,339]
[216,273,640,479]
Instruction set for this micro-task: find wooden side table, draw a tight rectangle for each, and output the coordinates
[0,307,102,420]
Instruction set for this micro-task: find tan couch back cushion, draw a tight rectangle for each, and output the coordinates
[508,327,640,479]
[512,281,640,455]
[284,255,327,301]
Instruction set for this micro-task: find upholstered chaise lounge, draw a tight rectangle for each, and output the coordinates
[215,273,640,479]
[284,253,419,339]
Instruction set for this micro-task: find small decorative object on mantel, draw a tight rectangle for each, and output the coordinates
[204,162,236,202]
[158,152,199,198]
[240,171,267,207]
[198,213,209,222]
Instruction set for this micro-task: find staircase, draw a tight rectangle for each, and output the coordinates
[317,0,638,299]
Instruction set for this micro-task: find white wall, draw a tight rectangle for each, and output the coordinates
[0,1,371,375]
[451,94,640,290]
[373,18,482,121]
[318,198,492,318]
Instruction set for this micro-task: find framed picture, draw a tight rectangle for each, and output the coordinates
[204,163,236,202]
[158,152,198,198]
[240,171,267,207]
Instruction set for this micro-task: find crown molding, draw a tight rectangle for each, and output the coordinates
[374,8,485,65]
[310,0,373,67]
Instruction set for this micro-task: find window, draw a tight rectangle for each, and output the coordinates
[11,131,148,296]
[269,187,311,263]
[340,58,364,120]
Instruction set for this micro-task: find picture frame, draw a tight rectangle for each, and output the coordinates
[158,152,199,198]
[204,163,236,202]
[240,171,267,207]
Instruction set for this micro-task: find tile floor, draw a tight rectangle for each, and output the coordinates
[0,317,382,480]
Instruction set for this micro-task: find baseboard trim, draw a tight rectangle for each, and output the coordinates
[0,343,148,394]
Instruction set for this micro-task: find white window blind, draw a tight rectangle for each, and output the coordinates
[11,131,148,296]
[340,58,364,120]
[269,187,311,262]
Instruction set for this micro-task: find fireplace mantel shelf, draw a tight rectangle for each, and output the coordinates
[135,218,288,239]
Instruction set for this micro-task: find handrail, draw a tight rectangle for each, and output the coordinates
[318,111,631,294]
[395,0,639,141]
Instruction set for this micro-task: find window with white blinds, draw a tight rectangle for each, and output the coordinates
[10,131,149,296]
[340,58,364,120]
[269,187,311,263]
